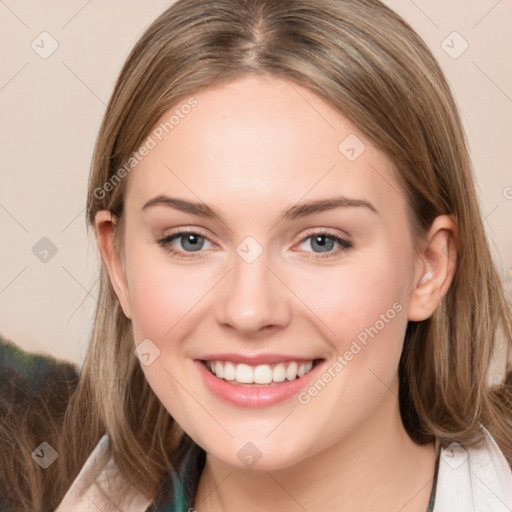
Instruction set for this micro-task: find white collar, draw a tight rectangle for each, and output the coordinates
[434,424,512,510]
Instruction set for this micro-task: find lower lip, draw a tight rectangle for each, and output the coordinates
[194,359,325,408]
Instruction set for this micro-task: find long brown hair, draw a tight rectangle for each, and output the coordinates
[2,0,511,510]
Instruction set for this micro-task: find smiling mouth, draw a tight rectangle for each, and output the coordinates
[200,359,324,387]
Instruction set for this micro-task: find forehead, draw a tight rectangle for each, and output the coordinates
[124,74,404,221]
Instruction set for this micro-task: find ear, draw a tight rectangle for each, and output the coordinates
[94,210,132,319]
[407,214,458,322]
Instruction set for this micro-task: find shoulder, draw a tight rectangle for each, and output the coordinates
[55,434,153,512]
[434,424,512,511]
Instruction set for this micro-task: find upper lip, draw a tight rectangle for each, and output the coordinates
[196,353,322,365]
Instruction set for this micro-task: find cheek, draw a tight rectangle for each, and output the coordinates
[287,253,409,438]
[290,246,410,349]
[335,241,413,386]
[125,240,211,344]
[123,245,206,418]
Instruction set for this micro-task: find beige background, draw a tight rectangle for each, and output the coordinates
[1,0,511,367]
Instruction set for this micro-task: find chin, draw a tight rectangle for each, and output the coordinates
[205,438,312,472]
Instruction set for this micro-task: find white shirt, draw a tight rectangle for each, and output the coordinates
[55,425,512,511]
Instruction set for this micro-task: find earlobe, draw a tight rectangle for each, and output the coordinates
[94,210,132,319]
[407,215,458,322]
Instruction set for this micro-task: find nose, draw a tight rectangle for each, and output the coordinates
[215,248,292,337]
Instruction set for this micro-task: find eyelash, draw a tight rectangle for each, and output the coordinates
[157,229,353,260]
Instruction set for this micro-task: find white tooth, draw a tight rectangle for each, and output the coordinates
[297,363,306,378]
[253,364,273,384]
[304,361,313,374]
[214,361,224,379]
[272,363,286,382]
[224,362,236,380]
[236,363,253,383]
[286,362,298,380]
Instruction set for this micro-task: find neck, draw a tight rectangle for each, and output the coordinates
[193,376,436,512]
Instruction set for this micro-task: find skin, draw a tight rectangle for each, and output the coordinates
[95,74,457,511]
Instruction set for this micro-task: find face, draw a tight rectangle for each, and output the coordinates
[101,74,428,470]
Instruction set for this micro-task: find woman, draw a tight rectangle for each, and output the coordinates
[3,0,512,510]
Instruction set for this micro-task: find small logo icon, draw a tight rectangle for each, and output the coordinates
[32,237,58,263]
[441,441,468,469]
[338,134,366,162]
[237,442,263,468]
[441,32,469,59]
[236,236,263,264]
[134,338,161,366]
[32,442,58,468]
[31,32,59,59]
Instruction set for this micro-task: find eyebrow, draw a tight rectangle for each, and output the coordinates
[141,194,379,220]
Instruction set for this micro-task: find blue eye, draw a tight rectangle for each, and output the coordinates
[298,233,353,258]
[157,230,353,260]
[158,231,213,259]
